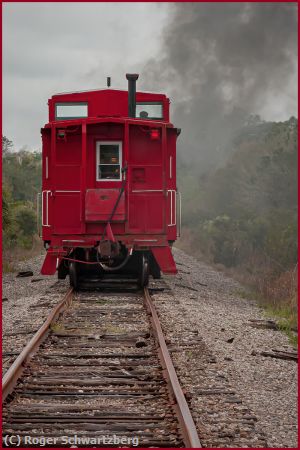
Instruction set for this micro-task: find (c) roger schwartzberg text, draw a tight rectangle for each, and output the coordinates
[3,434,140,447]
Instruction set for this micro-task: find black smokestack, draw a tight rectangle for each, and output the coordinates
[126,73,139,118]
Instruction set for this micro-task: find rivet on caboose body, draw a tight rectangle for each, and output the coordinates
[40,74,181,288]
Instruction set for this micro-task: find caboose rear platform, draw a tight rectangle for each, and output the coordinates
[40,74,181,288]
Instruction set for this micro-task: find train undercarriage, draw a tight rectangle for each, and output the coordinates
[56,245,162,290]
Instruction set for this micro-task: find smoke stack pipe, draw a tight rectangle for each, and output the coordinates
[126,73,139,118]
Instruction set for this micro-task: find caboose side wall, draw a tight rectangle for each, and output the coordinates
[41,120,177,247]
[165,128,177,242]
[127,125,165,234]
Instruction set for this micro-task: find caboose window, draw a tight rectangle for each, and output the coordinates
[136,103,163,119]
[96,142,122,181]
[55,103,88,120]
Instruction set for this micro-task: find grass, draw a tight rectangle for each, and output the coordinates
[259,269,298,347]
[2,259,17,273]
[234,287,298,348]
[2,237,44,274]
[105,324,124,333]
[186,350,194,359]
[263,302,298,347]
[95,299,108,305]
[234,288,252,300]
[50,322,66,333]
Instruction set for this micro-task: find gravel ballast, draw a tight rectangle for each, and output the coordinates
[152,247,297,448]
[2,248,297,447]
[2,254,68,374]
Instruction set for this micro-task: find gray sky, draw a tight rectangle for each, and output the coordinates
[3,2,169,150]
[3,2,297,153]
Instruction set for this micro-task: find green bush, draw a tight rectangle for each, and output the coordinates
[2,184,13,229]
[15,206,37,239]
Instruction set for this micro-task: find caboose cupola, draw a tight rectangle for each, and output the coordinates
[48,75,169,122]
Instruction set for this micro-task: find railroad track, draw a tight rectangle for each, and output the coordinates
[2,286,201,448]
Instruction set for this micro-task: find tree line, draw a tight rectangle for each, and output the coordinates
[2,136,41,250]
[2,120,298,325]
[177,116,297,329]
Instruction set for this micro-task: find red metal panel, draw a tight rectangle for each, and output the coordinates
[53,192,81,234]
[128,193,164,233]
[54,165,81,190]
[127,124,164,234]
[86,223,125,236]
[124,122,130,234]
[151,246,177,274]
[129,127,162,165]
[41,248,67,275]
[50,124,56,180]
[56,133,82,164]
[81,123,87,233]
[85,189,125,222]
[166,128,178,241]
[162,125,167,234]
[130,166,163,191]
[41,252,57,275]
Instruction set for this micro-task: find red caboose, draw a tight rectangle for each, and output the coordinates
[40,74,181,288]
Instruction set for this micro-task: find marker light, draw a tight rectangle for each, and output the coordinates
[57,129,66,140]
[150,129,160,140]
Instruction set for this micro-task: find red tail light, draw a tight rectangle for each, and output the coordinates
[150,129,160,140]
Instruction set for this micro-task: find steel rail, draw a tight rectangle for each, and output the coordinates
[144,287,202,448]
[2,287,74,402]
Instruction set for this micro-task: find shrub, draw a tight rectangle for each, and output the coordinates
[15,206,37,238]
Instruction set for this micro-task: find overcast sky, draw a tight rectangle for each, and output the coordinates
[3,2,298,152]
[3,2,169,150]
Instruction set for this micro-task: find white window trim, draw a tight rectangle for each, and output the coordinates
[136,102,163,119]
[96,141,122,182]
[55,102,88,120]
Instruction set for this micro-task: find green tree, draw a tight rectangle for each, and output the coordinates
[15,206,37,238]
[3,150,42,202]
[2,184,13,230]
[2,136,13,155]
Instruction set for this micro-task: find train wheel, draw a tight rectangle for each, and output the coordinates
[149,252,161,279]
[57,261,68,280]
[138,254,149,287]
[69,262,78,290]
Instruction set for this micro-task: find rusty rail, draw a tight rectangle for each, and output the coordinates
[144,287,202,448]
[2,287,73,402]
[3,284,200,447]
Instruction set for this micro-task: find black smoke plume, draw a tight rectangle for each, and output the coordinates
[141,2,298,170]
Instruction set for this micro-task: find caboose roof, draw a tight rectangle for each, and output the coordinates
[50,89,167,103]
[52,88,166,98]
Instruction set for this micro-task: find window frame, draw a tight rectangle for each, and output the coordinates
[135,102,164,120]
[55,102,88,120]
[96,141,122,182]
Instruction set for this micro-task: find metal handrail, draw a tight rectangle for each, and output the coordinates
[36,193,41,236]
[167,189,176,226]
[177,191,182,237]
[42,190,51,227]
